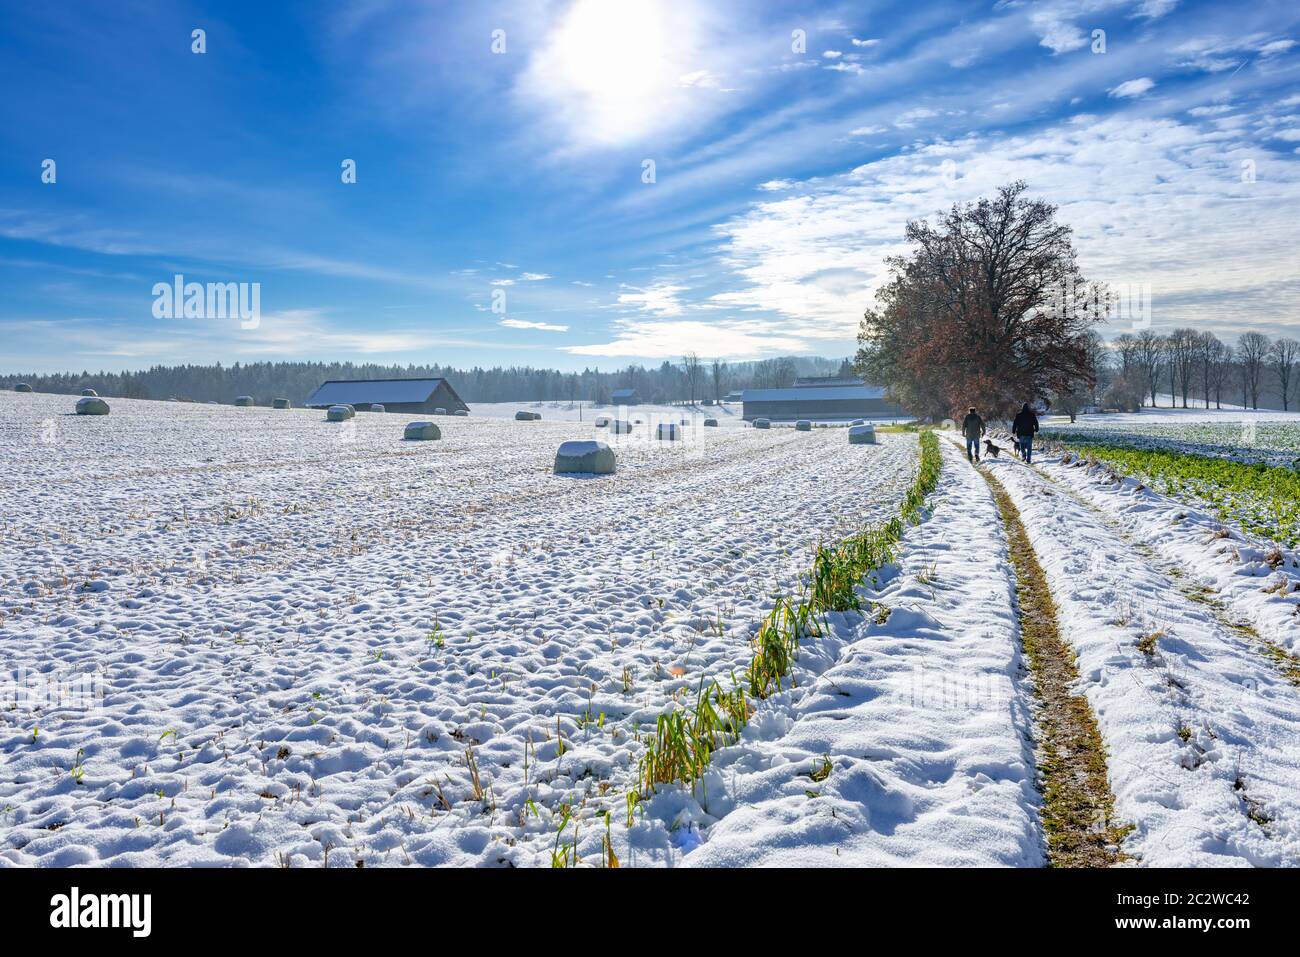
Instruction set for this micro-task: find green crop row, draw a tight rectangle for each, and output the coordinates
[632,431,944,803]
[1058,441,1300,548]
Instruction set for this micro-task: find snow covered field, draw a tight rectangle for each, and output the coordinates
[1042,408,1300,468]
[4,390,1298,868]
[0,392,918,866]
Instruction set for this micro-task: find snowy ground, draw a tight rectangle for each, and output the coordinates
[1041,408,1300,468]
[0,391,918,866]
[980,447,1300,865]
[4,390,1297,868]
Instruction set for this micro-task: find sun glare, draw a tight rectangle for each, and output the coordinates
[527,0,697,145]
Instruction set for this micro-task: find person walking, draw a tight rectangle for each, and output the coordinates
[1011,402,1040,463]
[961,406,985,463]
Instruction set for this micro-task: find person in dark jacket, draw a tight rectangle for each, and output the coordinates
[961,407,984,462]
[1011,403,1039,463]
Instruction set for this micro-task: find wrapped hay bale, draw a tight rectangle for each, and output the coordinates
[752,418,770,429]
[234,395,254,407]
[703,418,718,427]
[610,419,632,434]
[454,410,468,417]
[594,416,611,428]
[795,420,812,431]
[76,396,110,415]
[369,403,385,413]
[434,407,447,415]
[657,423,682,441]
[554,440,615,475]
[515,410,536,421]
[272,397,291,409]
[327,404,355,421]
[15,383,33,392]
[850,419,866,426]
[848,424,877,445]
[404,421,441,440]
[81,388,98,397]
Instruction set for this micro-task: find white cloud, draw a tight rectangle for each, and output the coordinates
[518,272,552,281]
[823,50,843,59]
[850,38,879,48]
[1110,77,1156,98]
[499,318,569,332]
[615,282,689,317]
[757,179,795,191]
[1134,0,1179,18]
[564,319,809,359]
[709,114,1300,340]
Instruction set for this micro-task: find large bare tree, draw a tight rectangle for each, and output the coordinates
[856,181,1107,419]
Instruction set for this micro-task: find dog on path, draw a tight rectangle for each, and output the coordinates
[983,438,1002,458]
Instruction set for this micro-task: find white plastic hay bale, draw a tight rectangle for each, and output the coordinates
[657,423,682,441]
[703,418,718,427]
[81,388,98,397]
[610,419,632,434]
[369,403,385,413]
[434,407,447,415]
[272,397,290,409]
[404,421,441,441]
[849,424,877,445]
[554,440,615,475]
[532,412,542,420]
[327,404,355,421]
[75,396,110,415]
[850,419,866,426]
[753,418,770,429]
[795,420,812,431]
[594,415,611,428]
[234,395,254,407]
[15,383,33,392]
[454,409,468,416]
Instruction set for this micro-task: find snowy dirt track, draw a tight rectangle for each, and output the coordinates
[0,393,918,867]
[980,448,1300,866]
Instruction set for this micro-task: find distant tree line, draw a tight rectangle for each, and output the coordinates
[0,355,849,406]
[1085,328,1299,414]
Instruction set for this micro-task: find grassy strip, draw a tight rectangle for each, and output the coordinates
[633,431,943,801]
[977,466,1131,867]
[1054,440,1300,548]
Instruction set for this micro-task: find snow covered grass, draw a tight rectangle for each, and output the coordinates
[1043,415,1300,469]
[983,451,1300,865]
[0,391,919,866]
[978,466,1129,866]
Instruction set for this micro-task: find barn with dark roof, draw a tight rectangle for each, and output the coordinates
[741,380,902,422]
[304,378,469,414]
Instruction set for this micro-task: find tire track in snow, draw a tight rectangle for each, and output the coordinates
[983,451,1300,866]
[975,463,1130,866]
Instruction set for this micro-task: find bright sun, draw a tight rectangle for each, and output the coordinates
[526,0,700,146]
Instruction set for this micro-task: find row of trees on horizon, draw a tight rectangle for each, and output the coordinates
[0,355,848,407]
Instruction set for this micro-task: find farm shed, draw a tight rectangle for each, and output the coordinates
[610,388,639,405]
[741,381,903,422]
[304,377,469,415]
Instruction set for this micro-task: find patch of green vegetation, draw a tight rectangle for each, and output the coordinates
[1057,440,1300,547]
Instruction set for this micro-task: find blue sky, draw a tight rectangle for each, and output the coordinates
[1,0,1298,374]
